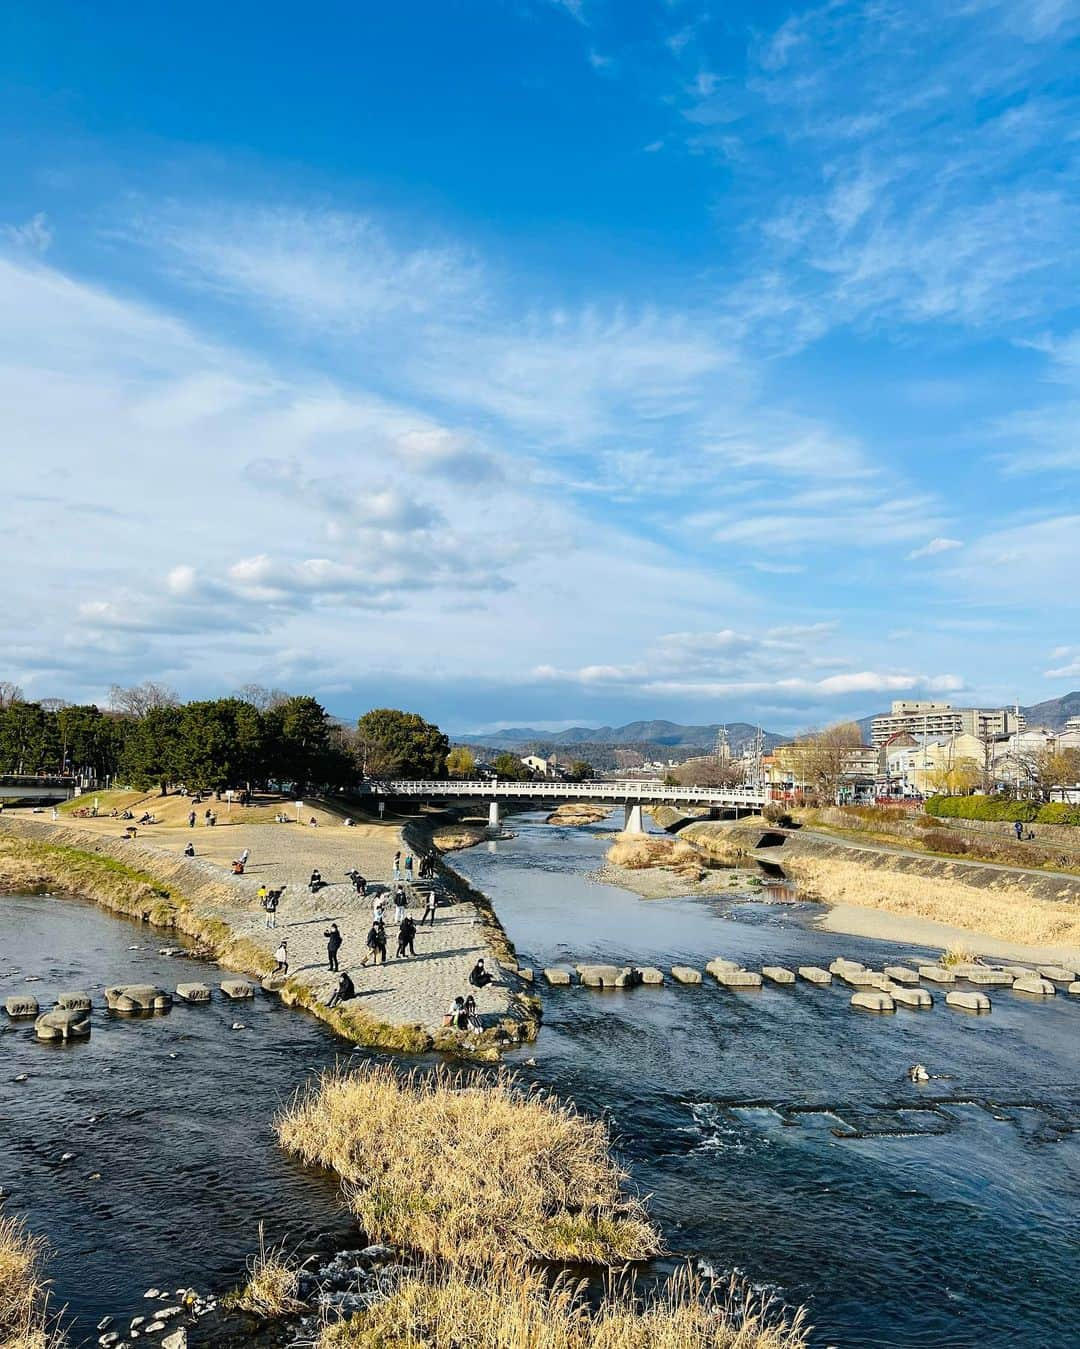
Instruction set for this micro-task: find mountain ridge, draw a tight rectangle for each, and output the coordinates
[451,720,784,752]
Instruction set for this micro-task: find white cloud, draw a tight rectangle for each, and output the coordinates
[3,213,53,252]
[907,537,963,560]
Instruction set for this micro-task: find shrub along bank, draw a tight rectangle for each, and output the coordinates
[925,795,1080,825]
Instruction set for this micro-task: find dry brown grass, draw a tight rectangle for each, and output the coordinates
[547,804,612,826]
[783,854,1080,948]
[605,834,704,881]
[276,1065,659,1269]
[0,1217,65,1349]
[677,824,752,868]
[317,1264,808,1349]
[223,1225,305,1318]
[431,825,488,852]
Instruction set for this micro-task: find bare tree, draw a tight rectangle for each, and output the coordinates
[784,722,864,803]
[666,758,746,788]
[108,681,180,718]
[39,698,72,713]
[0,681,25,709]
[234,683,291,711]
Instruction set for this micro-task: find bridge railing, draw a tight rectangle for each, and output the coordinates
[356,779,767,806]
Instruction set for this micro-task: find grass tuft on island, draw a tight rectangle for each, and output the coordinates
[222,1226,305,1318]
[605,833,705,881]
[0,1216,64,1349]
[317,1263,808,1349]
[276,1064,660,1269]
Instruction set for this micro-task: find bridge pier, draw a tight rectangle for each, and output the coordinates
[623,803,645,834]
[488,800,501,829]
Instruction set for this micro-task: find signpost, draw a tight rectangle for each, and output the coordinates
[295,800,303,824]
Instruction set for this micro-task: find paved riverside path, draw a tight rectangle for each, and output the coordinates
[13,803,514,1034]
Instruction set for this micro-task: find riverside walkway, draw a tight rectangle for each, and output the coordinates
[1,801,517,1043]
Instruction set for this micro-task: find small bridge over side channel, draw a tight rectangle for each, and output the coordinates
[360,779,768,832]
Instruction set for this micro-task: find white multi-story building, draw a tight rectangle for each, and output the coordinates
[871,701,1023,748]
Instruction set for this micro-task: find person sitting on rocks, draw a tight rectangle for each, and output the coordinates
[464,993,482,1030]
[309,869,323,894]
[468,958,494,989]
[443,995,468,1029]
[183,841,195,858]
[326,971,356,1007]
[231,859,245,875]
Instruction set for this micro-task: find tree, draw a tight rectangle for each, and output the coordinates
[492,752,531,781]
[0,681,24,710]
[446,746,476,778]
[666,758,745,788]
[264,696,341,793]
[784,722,864,802]
[109,681,179,718]
[56,703,124,780]
[1024,746,1080,802]
[234,683,291,711]
[355,709,450,780]
[118,705,182,791]
[0,701,59,774]
[173,699,266,792]
[567,760,595,781]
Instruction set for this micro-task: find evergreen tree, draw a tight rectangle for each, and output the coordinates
[356,708,450,779]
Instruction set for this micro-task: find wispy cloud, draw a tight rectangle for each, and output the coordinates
[907,537,962,560]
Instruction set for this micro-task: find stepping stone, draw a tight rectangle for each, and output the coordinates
[1038,965,1077,983]
[577,964,621,988]
[966,970,1014,987]
[638,966,665,985]
[851,990,894,1013]
[919,966,955,984]
[761,965,795,985]
[1068,982,1080,996]
[712,969,762,989]
[5,995,39,1018]
[35,1007,91,1040]
[705,958,741,977]
[884,966,919,985]
[613,967,642,988]
[106,985,172,1011]
[175,983,212,1003]
[946,990,991,1012]
[829,958,866,975]
[798,966,832,984]
[57,991,92,1011]
[219,979,254,1000]
[516,967,534,983]
[949,963,988,979]
[260,973,288,993]
[1012,974,1056,997]
[839,969,882,988]
[543,967,574,986]
[998,965,1035,978]
[670,965,702,984]
[889,985,933,1009]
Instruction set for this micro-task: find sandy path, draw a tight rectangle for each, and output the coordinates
[17,805,514,1033]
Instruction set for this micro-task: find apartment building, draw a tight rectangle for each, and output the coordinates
[871,701,1023,747]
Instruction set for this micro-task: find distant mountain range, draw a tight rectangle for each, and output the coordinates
[452,720,784,753]
[1022,691,1080,730]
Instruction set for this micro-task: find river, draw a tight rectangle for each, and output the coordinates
[3,813,1079,1348]
[449,809,1080,1349]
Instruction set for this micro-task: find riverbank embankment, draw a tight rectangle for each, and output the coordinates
[0,807,536,1055]
[770,830,1080,964]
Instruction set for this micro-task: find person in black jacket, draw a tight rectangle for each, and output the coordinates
[396,916,417,959]
[326,971,355,1007]
[324,922,343,972]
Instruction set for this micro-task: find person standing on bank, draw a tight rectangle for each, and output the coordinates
[324,922,343,972]
[273,939,288,975]
[422,889,437,926]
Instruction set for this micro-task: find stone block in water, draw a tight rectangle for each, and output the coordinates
[798,966,832,984]
[946,990,991,1012]
[713,969,762,989]
[918,966,955,984]
[638,966,665,984]
[966,970,1014,986]
[1038,965,1076,983]
[5,995,39,1018]
[1012,974,1055,997]
[57,991,92,1011]
[106,984,172,1012]
[176,982,212,1003]
[670,965,702,984]
[888,985,933,1009]
[761,965,795,985]
[220,978,254,999]
[35,1007,91,1040]
[543,967,574,986]
[705,958,741,977]
[884,966,919,984]
[851,989,894,1013]
[577,964,621,988]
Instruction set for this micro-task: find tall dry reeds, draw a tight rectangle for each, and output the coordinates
[276,1065,659,1269]
[317,1263,808,1349]
[0,1217,65,1349]
[605,834,704,880]
[783,854,1080,948]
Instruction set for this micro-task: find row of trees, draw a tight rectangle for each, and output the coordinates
[0,681,455,793]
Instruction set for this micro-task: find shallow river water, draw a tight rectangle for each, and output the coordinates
[3,812,1079,1348]
[450,811,1080,1349]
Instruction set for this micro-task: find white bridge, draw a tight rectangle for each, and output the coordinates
[362,779,767,832]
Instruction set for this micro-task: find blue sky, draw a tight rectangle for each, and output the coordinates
[1,0,1078,734]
